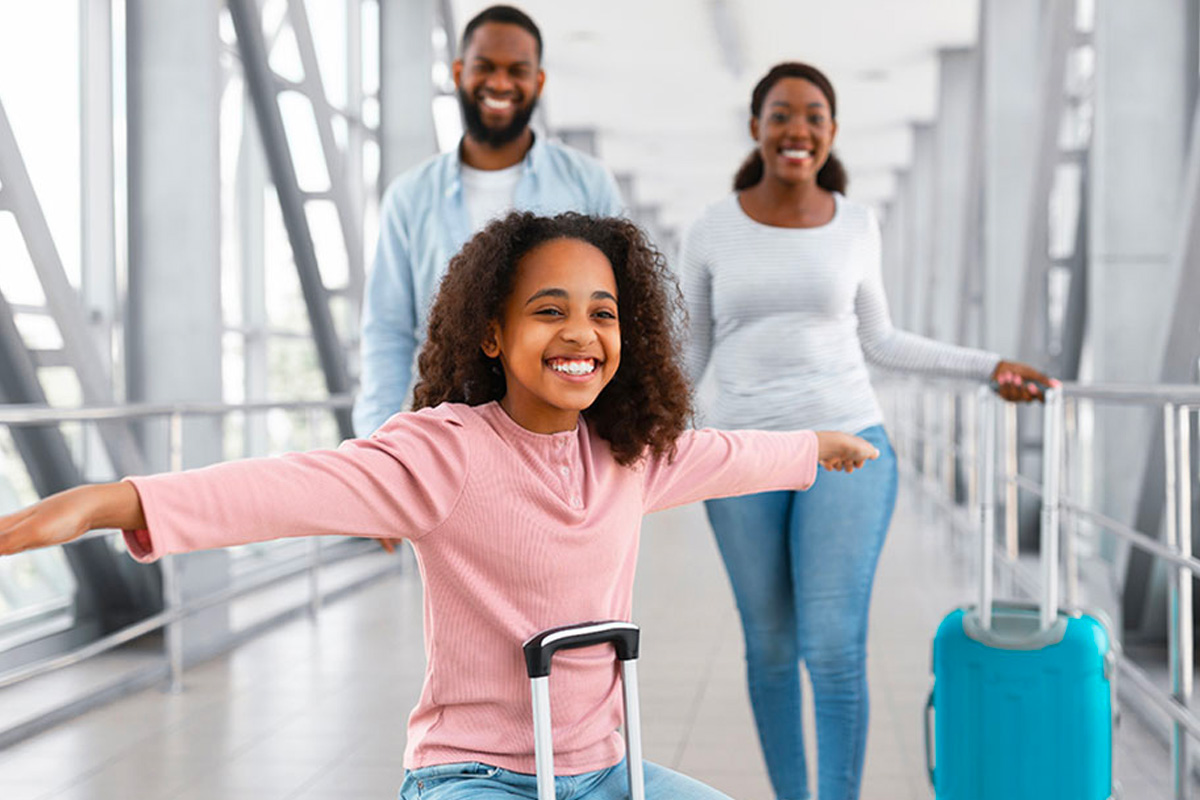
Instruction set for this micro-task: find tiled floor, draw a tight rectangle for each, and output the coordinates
[0,486,1189,799]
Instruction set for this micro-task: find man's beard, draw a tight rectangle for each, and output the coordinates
[458,87,538,148]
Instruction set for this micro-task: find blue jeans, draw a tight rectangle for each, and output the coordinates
[704,425,897,800]
[399,758,731,799]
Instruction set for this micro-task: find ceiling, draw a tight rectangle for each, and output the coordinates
[451,0,980,233]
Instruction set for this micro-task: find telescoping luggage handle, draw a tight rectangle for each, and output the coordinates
[977,383,1062,631]
[523,621,645,800]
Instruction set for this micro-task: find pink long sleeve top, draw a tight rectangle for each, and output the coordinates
[123,401,818,775]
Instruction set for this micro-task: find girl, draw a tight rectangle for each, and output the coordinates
[679,62,1054,800]
[0,212,877,800]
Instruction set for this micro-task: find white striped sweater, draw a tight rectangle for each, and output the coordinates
[679,193,1000,433]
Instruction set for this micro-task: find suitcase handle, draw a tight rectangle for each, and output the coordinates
[924,688,935,787]
[523,620,640,678]
[525,621,645,800]
[977,387,1064,632]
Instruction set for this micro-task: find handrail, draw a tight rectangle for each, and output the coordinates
[1063,382,1200,405]
[0,394,354,426]
[0,538,392,691]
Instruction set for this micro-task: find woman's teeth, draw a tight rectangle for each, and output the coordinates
[781,148,812,159]
[549,359,596,376]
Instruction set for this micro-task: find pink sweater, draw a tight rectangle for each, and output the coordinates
[124,401,818,774]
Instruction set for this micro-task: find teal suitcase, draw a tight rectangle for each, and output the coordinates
[924,388,1115,799]
[926,603,1114,799]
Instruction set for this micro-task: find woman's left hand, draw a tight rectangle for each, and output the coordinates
[990,360,1059,403]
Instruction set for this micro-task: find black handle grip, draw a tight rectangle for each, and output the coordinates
[523,621,640,679]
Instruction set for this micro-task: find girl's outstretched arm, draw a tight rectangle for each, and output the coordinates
[641,427,877,513]
[0,482,145,556]
[1,405,469,562]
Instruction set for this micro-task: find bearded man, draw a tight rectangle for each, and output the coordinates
[354,4,623,436]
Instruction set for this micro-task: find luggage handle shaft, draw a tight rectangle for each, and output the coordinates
[524,621,644,800]
[978,386,1062,632]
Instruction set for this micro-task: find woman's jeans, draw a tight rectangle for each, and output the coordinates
[399,758,732,799]
[704,425,898,800]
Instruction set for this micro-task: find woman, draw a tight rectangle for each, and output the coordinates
[678,62,1051,800]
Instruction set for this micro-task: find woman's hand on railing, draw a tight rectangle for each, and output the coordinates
[815,431,880,473]
[990,360,1059,403]
[0,483,146,556]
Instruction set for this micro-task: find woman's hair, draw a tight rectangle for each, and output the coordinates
[733,61,848,194]
[413,212,692,466]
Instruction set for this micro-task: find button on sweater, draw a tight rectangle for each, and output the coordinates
[123,401,818,775]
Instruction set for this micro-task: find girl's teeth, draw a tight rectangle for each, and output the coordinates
[782,149,812,159]
[550,360,595,375]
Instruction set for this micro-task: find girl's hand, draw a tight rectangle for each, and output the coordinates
[815,431,880,473]
[0,483,144,556]
[990,360,1059,403]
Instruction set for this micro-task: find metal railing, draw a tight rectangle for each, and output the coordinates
[0,395,404,740]
[881,379,1200,799]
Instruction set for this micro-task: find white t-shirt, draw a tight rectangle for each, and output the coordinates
[461,162,524,231]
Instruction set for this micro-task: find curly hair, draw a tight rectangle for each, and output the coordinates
[413,212,692,466]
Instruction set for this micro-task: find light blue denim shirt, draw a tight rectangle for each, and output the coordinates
[353,136,624,436]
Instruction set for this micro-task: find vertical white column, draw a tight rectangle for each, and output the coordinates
[126,0,229,655]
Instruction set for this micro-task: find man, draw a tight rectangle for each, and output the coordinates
[354,4,623,436]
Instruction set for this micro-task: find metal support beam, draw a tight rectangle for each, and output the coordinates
[228,0,354,439]
[236,97,269,458]
[956,16,987,349]
[1090,0,1197,637]
[982,0,1041,356]
[1053,165,1088,382]
[929,47,976,346]
[880,171,909,321]
[1016,0,1075,365]
[906,123,935,333]
[379,0,437,187]
[126,0,230,655]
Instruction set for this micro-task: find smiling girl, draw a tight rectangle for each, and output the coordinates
[0,212,876,800]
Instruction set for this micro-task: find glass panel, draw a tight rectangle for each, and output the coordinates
[0,212,46,306]
[0,428,77,645]
[279,90,331,193]
[305,199,348,289]
[304,0,347,109]
[0,1,82,286]
[267,336,324,401]
[433,94,463,153]
[268,19,305,84]
[37,366,84,408]
[13,312,63,350]
[361,0,380,97]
